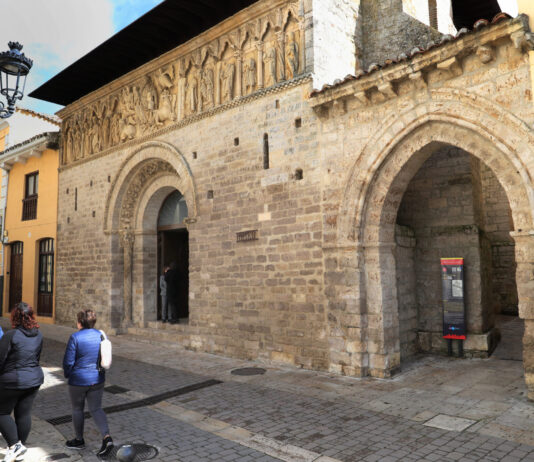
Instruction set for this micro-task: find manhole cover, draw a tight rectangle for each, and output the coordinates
[102,443,159,461]
[231,367,266,376]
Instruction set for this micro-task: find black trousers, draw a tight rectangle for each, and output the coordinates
[0,386,40,447]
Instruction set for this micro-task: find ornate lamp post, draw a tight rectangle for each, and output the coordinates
[0,42,33,119]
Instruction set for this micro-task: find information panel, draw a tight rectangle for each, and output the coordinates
[441,258,466,340]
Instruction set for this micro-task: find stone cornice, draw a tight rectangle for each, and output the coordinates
[59,74,312,172]
[310,16,533,112]
[58,0,298,119]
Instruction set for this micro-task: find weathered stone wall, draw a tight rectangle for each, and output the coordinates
[311,0,360,86]
[360,0,441,68]
[479,162,518,315]
[55,9,534,390]
[395,225,417,360]
[396,147,486,351]
[57,82,331,369]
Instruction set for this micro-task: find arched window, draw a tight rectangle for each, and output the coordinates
[158,191,188,229]
[37,238,54,317]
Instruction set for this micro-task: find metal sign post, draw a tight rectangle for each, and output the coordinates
[441,258,466,357]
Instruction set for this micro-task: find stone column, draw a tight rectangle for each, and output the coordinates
[276,31,286,82]
[256,41,264,89]
[363,241,401,378]
[234,51,243,98]
[512,231,534,400]
[177,77,186,121]
[299,24,306,75]
[119,229,135,325]
[215,61,222,106]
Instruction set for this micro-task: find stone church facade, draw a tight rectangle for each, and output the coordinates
[34,0,534,398]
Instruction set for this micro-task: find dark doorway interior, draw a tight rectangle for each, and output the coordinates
[157,229,189,321]
[9,242,23,311]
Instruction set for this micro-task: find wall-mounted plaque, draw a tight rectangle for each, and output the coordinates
[441,257,466,340]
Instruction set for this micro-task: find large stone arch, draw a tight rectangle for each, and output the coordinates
[104,141,198,327]
[105,140,198,234]
[333,90,534,395]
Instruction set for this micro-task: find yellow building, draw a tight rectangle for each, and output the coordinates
[0,131,60,322]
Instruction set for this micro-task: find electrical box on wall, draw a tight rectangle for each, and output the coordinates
[441,258,466,340]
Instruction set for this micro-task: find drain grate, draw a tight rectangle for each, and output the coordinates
[46,379,222,426]
[106,443,159,461]
[231,367,266,376]
[105,385,130,394]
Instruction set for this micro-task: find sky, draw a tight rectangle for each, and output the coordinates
[1,0,163,147]
[0,0,521,147]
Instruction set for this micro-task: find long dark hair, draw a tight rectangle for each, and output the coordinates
[11,302,39,329]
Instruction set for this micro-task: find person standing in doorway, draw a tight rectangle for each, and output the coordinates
[160,266,170,323]
[0,302,44,462]
[63,310,114,458]
[165,262,179,324]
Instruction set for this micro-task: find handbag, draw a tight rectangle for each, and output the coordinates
[98,330,112,371]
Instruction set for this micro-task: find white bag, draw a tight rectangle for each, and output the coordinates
[99,330,112,370]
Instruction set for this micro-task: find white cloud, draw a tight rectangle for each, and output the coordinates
[0,1,115,142]
[498,0,519,17]
[5,112,59,149]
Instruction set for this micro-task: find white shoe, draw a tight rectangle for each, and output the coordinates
[2,442,26,462]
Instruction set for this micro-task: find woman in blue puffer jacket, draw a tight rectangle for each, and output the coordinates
[63,310,113,457]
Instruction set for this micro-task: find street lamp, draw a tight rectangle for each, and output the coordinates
[0,42,33,119]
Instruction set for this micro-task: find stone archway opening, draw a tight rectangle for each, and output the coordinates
[157,190,189,323]
[105,141,197,329]
[394,144,519,363]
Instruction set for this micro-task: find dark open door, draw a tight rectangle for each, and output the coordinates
[37,238,54,317]
[9,242,23,311]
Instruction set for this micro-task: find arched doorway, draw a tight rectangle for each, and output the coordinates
[157,190,189,323]
[335,92,534,389]
[104,141,197,328]
[395,145,518,362]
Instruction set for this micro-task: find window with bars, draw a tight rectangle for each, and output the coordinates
[22,171,38,221]
[37,238,54,317]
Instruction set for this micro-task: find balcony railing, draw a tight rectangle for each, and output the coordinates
[22,195,37,221]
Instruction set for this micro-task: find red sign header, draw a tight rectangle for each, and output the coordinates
[441,258,464,266]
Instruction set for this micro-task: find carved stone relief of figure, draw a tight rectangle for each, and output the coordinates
[264,47,277,87]
[222,62,236,102]
[286,31,299,79]
[73,123,82,161]
[89,113,101,154]
[102,110,111,150]
[245,58,256,94]
[155,88,174,125]
[200,68,214,111]
[65,128,73,164]
[187,76,198,115]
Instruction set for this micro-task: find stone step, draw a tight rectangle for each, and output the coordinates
[124,327,190,348]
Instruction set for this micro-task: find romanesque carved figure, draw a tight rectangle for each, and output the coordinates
[187,76,198,114]
[200,68,214,110]
[89,113,101,155]
[245,58,256,93]
[222,62,236,102]
[286,32,299,78]
[155,89,174,125]
[264,47,277,87]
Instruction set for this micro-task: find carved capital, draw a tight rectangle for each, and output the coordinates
[409,71,427,90]
[476,45,495,64]
[255,41,264,52]
[119,229,135,250]
[511,30,534,52]
[354,90,370,106]
[437,56,462,78]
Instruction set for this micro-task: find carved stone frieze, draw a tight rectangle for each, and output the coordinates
[61,1,305,166]
[119,160,176,229]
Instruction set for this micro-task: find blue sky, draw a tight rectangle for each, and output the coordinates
[1,0,520,145]
[3,0,163,116]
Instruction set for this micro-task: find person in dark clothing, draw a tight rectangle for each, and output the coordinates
[0,302,44,462]
[63,310,114,458]
[164,262,180,323]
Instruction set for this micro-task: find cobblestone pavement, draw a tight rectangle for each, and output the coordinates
[1,320,534,461]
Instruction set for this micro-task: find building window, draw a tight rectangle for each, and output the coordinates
[22,171,38,221]
[37,238,54,317]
